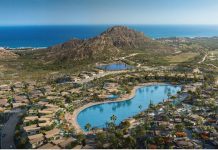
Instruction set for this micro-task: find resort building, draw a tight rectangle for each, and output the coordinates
[72,77,81,82]
[23,125,41,136]
[38,121,52,128]
[28,133,44,148]
[14,95,29,103]
[37,143,61,149]
[13,102,27,108]
[45,128,61,141]
[0,98,8,107]
[0,84,11,91]
[79,74,90,79]
[193,68,202,74]
[58,137,76,149]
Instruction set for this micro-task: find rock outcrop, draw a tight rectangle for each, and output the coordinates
[0,48,18,59]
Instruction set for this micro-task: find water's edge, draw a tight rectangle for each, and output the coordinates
[70,82,180,133]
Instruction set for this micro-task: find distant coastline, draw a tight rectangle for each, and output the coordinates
[1,25,218,48]
[5,47,47,51]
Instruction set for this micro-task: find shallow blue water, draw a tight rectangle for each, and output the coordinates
[1,25,218,48]
[77,84,181,131]
[97,63,133,71]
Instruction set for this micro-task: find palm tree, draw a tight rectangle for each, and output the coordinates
[106,121,115,131]
[66,105,74,114]
[85,123,91,132]
[7,96,13,108]
[167,92,171,99]
[174,123,184,132]
[138,105,142,110]
[149,99,153,108]
[123,135,136,148]
[110,114,117,123]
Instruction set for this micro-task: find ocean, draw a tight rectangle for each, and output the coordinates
[0,25,218,48]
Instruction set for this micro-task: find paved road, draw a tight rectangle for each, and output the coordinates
[120,53,140,60]
[1,109,24,149]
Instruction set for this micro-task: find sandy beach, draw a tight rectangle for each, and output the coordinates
[69,82,168,133]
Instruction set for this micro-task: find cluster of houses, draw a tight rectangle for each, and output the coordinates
[81,70,205,104]
[157,37,189,43]
[71,70,104,83]
[51,69,106,84]
[0,82,30,112]
[0,65,217,149]
[0,81,82,149]
[180,87,218,148]
[21,102,76,149]
[116,70,203,81]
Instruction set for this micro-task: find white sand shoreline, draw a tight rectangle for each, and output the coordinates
[69,82,175,134]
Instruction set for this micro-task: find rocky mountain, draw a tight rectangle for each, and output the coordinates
[100,26,150,49]
[44,26,171,61]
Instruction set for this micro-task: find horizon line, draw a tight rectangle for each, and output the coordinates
[1,24,218,26]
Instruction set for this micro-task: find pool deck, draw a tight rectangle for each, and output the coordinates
[69,82,174,134]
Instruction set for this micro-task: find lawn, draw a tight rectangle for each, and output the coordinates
[165,52,199,63]
[209,50,218,55]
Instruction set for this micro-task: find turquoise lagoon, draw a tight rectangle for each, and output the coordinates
[77,84,181,131]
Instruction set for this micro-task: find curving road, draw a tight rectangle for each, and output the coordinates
[76,70,128,84]
[197,53,218,69]
[1,109,24,149]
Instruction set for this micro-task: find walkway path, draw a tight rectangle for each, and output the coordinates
[1,109,24,149]
[197,52,218,69]
[198,53,208,64]
[120,53,140,60]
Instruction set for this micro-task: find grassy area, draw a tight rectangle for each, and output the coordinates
[126,49,172,66]
[0,56,95,82]
[0,49,138,81]
[165,52,199,63]
[192,38,218,50]
[209,50,218,56]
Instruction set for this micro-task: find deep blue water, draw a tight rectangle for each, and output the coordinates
[0,25,218,48]
[97,63,134,71]
[77,84,181,131]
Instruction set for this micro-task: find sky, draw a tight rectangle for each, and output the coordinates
[0,0,218,25]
